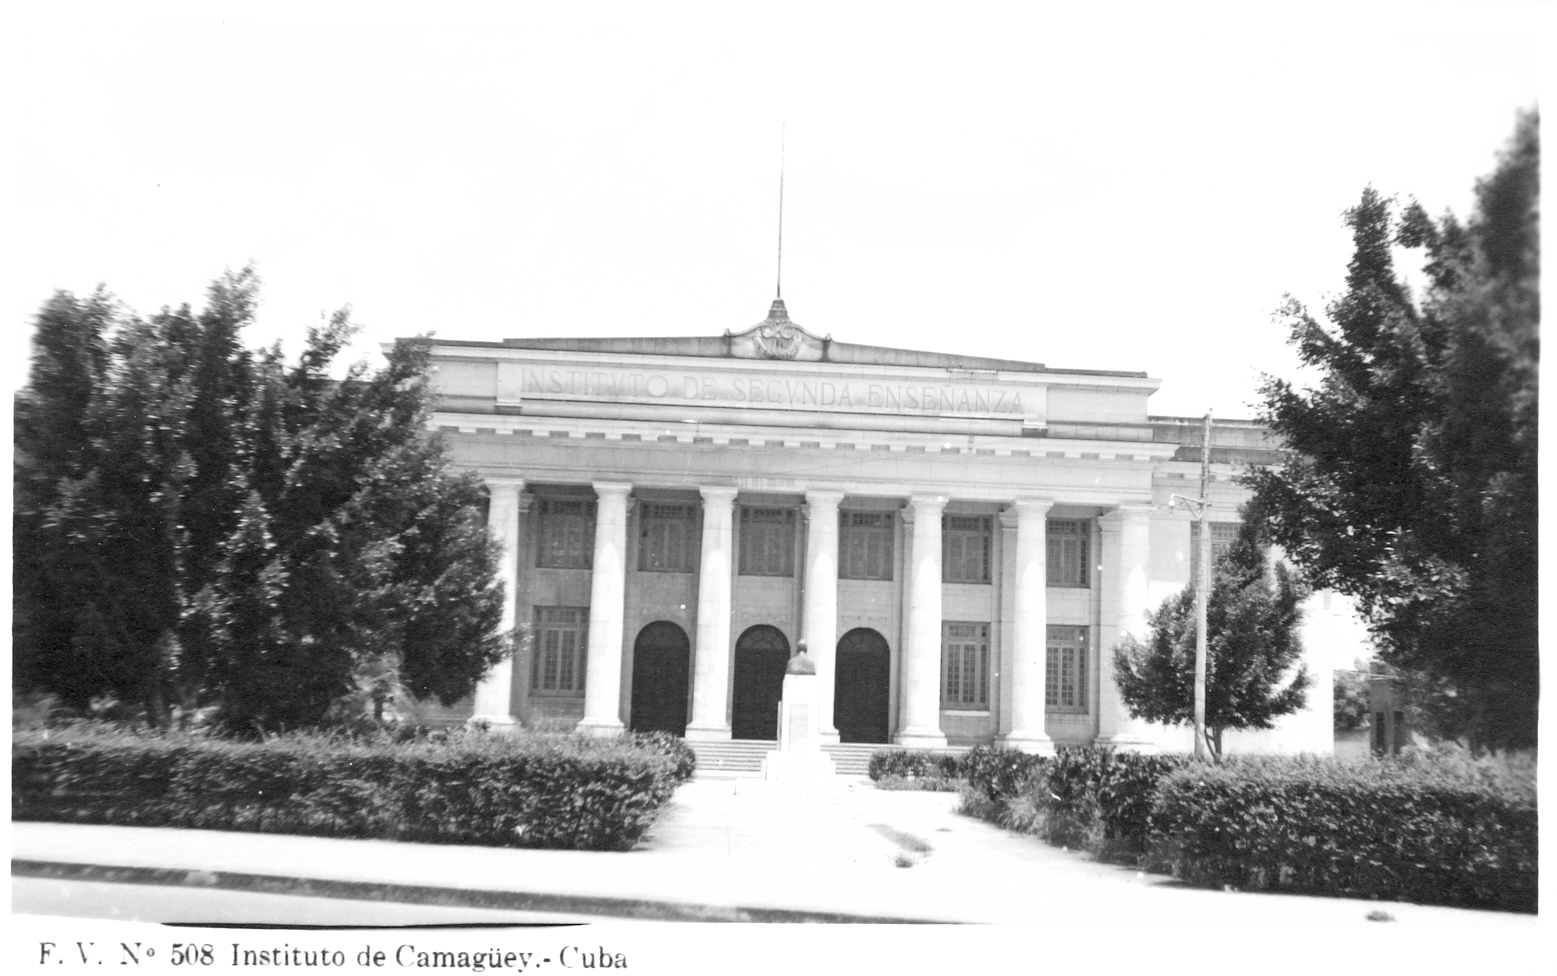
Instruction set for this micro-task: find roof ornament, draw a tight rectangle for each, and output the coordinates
[753,298,802,360]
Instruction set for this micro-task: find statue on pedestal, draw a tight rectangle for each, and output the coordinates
[760,639,838,784]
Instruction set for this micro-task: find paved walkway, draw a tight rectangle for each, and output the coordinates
[11,777,1536,926]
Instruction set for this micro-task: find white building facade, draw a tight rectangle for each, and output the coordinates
[421,301,1337,753]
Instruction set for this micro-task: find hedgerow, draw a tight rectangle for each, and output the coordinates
[866,749,962,782]
[958,745,1048,802]
[954,747,1190,855]
[13,723,692,851]
[1146,752,1537,912]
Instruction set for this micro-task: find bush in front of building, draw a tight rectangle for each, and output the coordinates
[867,749,963,783]
[626,730,698,783]
[957,745,1049,802]
[1145,751,1537,912]
[13,723,687,852]
[957,747,1193,857]
[873,774,964,792]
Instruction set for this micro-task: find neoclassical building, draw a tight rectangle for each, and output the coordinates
[419,300,1339,753]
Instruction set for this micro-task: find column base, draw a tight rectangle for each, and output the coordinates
[894,728,948,749]
[998,731,1056,755]
[575,718,626,738]
[682,724,732,742]
[1094,733,1160,754]
[467,714,518,730]
[818,729,841,746]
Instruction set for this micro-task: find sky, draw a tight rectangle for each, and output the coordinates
[1,1,1545,419]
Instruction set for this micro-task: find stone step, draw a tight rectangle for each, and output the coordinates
[686,740,970,778]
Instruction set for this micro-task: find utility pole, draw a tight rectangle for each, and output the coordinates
[1193,410,1213,759]
[1169,412,1215,759]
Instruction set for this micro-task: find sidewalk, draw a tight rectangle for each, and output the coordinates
[11,778,1537,926]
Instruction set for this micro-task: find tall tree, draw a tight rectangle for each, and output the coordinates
[14,270,513,733]
[1112,516,1312,757]
[1243,111,1538,751]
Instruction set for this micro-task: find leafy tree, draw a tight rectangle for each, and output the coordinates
[14,270,513,733]
[1243,111,1537,751]
[1112,515,1312,757]
[1333,662,1371,733]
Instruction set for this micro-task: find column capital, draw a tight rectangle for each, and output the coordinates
[699,485,739,504]
[485,476,526,492]
[1100,501,1156,525]
[909,492,948,514]
[591,481,634,501]
[803,488,846,507]
[1008,497,1055,519]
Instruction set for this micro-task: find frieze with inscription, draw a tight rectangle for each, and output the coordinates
[513,365,1033,416]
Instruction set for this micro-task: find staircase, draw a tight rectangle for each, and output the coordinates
[686,740,969,779]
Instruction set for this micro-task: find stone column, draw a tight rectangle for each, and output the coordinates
[578,482,632,736]
[803,489,844,743]
[1097,502,1159,751]
[685,486,738,741]
[470,478,525,726]
[896,493,947,748]
[1001,497,1055,753]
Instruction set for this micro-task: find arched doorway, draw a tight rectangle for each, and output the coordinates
[834,628,891,744]
[731,625,790,740]
[629,622,691,736]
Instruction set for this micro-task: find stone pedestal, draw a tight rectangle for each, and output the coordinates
[760,672,839,783]
[736,669,848,796]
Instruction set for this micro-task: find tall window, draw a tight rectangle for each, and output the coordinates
[942,621,990,708]
[739,506,796,576]
[536,498,595,569]
[1046,519,1091,587]
[943,515,992,584]
[840,511,894,580]
[1189,521,1240,570]
[532,607,588,696]
[638,502,695,573]
[1046,625,1088,712]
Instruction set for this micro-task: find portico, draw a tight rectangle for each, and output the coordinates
[419,299,1328,753]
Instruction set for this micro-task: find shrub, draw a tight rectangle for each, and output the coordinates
[958,745,1048,802]
[13,724,686,851]
[867,749,961,782]
[956,746,1195,859]
[1146,752,1537,912]
[627,731,698,784]
[874,773,962,792]
[1094,753,1195,850]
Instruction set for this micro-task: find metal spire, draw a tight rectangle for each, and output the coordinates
[776,124,785,299]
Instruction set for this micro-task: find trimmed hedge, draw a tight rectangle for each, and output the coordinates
[866,749,962,782]
[13,724,693,852]
[958,745,1048,802]
[955,746,1190,854]
[954,745,1537,912]
[1147,753,1537,912]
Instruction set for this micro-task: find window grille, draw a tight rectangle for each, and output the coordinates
[942,621,990,708]
[1189,521,1240,571]
[1045,625,1088,712]
[536,498,595,569]
[943,515,992,584]
[532,606,588,696]
[1046,519,1091,588]
[739,506,796,576]
[839,510,894,580]
[638,502,694,573]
